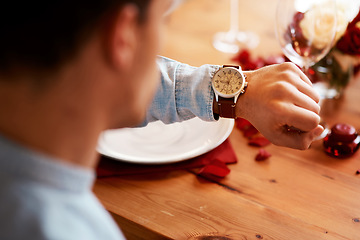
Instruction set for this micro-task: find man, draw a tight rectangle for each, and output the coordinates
[0,0,323,239]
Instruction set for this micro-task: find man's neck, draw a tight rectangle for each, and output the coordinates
[0,75,105,169]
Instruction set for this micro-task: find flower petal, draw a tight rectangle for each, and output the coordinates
[197,159,231,178]
[249,137,271,147]
[255,149,272,161]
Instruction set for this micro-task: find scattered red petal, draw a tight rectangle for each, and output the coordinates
[235,118,252,130]
[243,126,259,138]
[231,49,250,63]
[235,118,258,138]
[253,57,265,69]
[232,49,288,71]
[249,137,271,147]
[197,159,231,178]
[243,62,258,71]
[255,149,272,161]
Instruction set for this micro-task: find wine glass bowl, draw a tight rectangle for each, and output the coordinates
[275,0,337,71]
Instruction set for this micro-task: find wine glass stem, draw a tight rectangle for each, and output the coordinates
[229,0,239,33]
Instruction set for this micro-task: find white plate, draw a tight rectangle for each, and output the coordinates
[97,118,234,164]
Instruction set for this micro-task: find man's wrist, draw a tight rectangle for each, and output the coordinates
[234,70,250,119]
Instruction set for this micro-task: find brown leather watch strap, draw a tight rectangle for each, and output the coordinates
[223,65,239,69]
[217,96,236,119]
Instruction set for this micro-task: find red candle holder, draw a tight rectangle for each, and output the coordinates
[323,123,360,158]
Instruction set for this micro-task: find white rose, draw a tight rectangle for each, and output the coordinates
[299,4,347,49]
[335,2,354,41]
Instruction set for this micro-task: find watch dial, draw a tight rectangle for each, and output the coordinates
[213,68,244,95]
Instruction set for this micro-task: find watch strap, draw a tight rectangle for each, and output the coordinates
[223,65,239,69]
[216,96,237,119]
[213,65,245,119]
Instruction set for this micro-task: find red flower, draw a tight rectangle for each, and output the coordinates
[336,9,360,56]
[336,25,360,55]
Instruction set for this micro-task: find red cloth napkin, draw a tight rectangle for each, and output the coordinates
[96,139,237,178]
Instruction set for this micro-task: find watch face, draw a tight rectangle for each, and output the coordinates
[212,67,245,97]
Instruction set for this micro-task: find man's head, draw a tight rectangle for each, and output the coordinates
[0,1,151,75]
[0,0,175,128]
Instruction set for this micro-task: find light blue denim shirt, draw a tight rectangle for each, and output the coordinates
[0,134,126,240]
[0,56,220,239]
[143,56,220,125]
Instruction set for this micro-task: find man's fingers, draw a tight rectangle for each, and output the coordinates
[282,104,321,132]
[293,92,321,115]
[280,67,320,103]
[291,76,321,104]
[281,62,313,86]
[274,125,324,150]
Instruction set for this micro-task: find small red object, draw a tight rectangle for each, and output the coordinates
[323,123,360,158]
[231,49,250,63]
[249,137,271,147]
[255,149,272,161]
[235,118,259,138]
[356,170,360,175]
[243,126,259,138]
[235,118,252,130]
[197,159,231,178]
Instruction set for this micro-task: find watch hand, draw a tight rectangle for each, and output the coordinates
[220,80,230,84]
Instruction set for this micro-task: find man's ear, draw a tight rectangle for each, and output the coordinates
[105,4,140,71]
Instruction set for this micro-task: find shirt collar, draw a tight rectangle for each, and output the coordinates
[0,134,95,193]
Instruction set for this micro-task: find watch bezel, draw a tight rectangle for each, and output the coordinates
[212,66,246,99]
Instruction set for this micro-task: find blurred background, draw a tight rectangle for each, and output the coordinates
[161,0,281,66]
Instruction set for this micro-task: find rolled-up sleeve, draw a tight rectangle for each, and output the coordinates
[141,56,220,126]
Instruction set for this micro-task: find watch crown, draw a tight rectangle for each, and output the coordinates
[240,82,248,94]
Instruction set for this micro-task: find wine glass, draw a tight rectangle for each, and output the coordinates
[213,0,259,53]
[275,0,337,94]
[275,0,337,139]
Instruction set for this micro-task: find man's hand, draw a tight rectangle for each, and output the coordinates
[236,62,324,150]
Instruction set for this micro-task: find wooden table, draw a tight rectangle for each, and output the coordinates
[93,0,360,239]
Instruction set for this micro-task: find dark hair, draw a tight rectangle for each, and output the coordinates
[0,1,150,76]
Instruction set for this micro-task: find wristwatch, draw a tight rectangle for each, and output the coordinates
[212,65,247,119]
